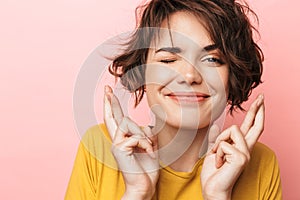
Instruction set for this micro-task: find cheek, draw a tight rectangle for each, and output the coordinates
[145,84,156,105]
[220,67,229,93]
[202,67,229,119]
[201,67,229,95]
[145,63,178,87]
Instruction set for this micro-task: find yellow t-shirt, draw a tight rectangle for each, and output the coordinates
[65,124,282,200]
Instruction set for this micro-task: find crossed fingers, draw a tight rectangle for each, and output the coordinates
[103,85,155,158]
[208,94,265,168]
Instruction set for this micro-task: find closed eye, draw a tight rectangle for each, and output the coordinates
[160,59,176,64]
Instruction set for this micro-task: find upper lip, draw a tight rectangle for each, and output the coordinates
[165,92,210,98]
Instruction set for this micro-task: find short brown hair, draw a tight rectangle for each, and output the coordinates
[109,0,263,113]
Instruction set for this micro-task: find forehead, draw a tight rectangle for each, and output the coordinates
[152,11,213,50]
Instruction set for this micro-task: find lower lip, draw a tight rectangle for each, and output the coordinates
[167,96,209,104]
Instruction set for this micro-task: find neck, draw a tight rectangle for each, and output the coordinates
[153,120,209,172]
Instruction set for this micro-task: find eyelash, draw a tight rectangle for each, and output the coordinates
[159,56,224,65]
[160,59,176,64]
[203,57,224,64]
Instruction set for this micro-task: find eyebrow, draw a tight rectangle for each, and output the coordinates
[155,44,219,54]
[155,47,182,54]
[203,44,218,52]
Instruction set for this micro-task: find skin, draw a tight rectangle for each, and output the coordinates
[145,12,228,171]
[104,11,265,200]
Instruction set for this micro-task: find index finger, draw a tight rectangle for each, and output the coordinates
[105,85,124,125]
[245,102,265,150]
[103,93,118,139]
[240,94,264,135]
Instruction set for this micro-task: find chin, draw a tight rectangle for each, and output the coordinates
[165,111,212,130]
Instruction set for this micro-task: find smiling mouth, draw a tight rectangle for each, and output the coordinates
[166,92,210,103]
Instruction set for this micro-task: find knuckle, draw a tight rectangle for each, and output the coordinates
[111,141,121,151]
[237,152,250,166]
[111,142,130,158]
[231,125,239,131]
[240,154,247,164]
[218,141,226,149]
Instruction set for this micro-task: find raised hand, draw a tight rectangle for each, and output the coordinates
[201,94,265,200]
[103,85,159,200]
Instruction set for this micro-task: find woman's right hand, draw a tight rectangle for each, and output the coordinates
[201,94,265,199]
[103,85,159,200]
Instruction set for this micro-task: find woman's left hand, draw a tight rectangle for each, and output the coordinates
[201,94,265,200]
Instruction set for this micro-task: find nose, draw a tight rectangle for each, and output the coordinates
[176,61,203,85]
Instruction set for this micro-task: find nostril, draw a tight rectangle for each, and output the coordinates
[177,71,203,85]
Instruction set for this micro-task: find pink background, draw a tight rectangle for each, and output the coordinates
[0,0,299,199]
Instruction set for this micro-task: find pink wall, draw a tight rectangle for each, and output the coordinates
[0,0,299,199]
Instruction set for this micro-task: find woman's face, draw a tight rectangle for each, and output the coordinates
[145,11,229,130]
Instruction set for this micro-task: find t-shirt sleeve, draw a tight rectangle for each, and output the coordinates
[65,141,97,199]
[65,124,116,200]
[232,143,282,200]
[261,147,282,200]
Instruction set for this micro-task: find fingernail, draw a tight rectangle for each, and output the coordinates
[259,93,264,100]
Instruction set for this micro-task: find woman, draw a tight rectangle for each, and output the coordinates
[66,0,282,199]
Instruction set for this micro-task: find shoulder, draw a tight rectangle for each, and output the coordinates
[245,142,279,176]
[82,124,111,143]
[250,142,278,164]
[80,124,117,168]
[66,124,120,199]
[252,142,275,156]
[80,124,112,151]
[232,142,282,199]
[249,144,282,198]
